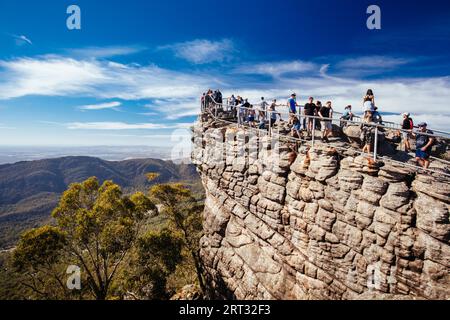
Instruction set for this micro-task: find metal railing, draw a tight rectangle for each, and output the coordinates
[200,97,449,177]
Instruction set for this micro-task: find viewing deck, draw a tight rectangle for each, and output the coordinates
[199,99,450,178]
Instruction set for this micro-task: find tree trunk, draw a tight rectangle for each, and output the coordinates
[191,250,206,295]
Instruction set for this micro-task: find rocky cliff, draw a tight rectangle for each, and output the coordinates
[191,115,449,300]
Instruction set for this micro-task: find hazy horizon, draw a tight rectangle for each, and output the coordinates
[0,145,183,165]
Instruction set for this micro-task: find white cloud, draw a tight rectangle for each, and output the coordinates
[68,46,145,58]
[66,122,192,130]
[336,56,412,69]
[0,57,212,100]
[0,52,448,131]
[78,101,121,110]
[145,98,200,120]
[219,72,450,131]
[158,39,235,64]
[328,56,416,78]
[234,60,317,77]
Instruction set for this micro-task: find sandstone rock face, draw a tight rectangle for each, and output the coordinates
[192,119,450,300]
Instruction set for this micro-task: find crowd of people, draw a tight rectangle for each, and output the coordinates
[200,88,438,169]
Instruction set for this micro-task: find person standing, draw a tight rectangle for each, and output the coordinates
[287,93,298,115]
[229,94,236,110]
[412,122,435,169]
[363,89,375,112]
[269,99,282,128]
[360,110,376,154]
[304,97,316,137]
[201,93,206,111]
[401,113,413,152]
[247,106,256,127]
[315,101,322,131]
[318,101,333,142]
[216,89,223,104]
[258,97,268,121]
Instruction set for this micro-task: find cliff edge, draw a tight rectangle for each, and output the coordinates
[192,114,449,300]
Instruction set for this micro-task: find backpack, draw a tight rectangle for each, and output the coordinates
[408,118,414,130]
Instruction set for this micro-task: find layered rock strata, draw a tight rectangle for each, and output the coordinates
[192,116,449,300]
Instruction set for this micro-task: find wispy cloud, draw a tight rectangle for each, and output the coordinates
[234,60,317,77]
[0,123,15,130]
[158,39,235,64]
[68,46,146,58]
[0,56,212,100]
[0,50,449,131]
[11,34,32,46]
[145,98,200,120]
[336,56,412,69]
[78,101,121,110]
[66,122,192,130]
[329,55,415,77]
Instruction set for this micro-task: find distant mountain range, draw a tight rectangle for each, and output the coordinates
[0,156,200,249]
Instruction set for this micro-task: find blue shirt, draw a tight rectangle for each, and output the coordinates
[416,130,434,150]
[288,98,296,113]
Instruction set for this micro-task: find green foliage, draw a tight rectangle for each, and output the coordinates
[149,183,205,293]
[1,174,205,300]
[13,226,66,271]
[9,177,157,300]
[124,228,184,299]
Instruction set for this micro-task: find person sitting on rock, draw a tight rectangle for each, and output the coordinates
[340,105,354,127]
[258,118,266,130]
[291,116,302,138]
[412,122,435,169]
[372,106,383,124]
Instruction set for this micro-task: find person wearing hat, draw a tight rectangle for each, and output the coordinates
[401,112,414,152]
[412,122,435,169]
[287,93,300,132]
[287,93,299,115]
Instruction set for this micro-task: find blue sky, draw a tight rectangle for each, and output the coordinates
[0,0,449,147]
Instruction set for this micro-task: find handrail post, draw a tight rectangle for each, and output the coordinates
[268,110,272,137]
[312,117,316,149]
[238,105,241,127]
[374,126,378,161]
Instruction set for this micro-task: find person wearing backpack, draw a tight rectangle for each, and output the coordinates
[412,122,435,169]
